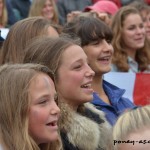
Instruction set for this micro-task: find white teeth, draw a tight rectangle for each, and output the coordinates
[81,84,91,88]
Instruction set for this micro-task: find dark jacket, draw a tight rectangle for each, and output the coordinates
[56,0,92,25]
[10,0,31,19]
[59,102,112,150]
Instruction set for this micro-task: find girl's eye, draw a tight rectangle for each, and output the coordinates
[39,99,48,104]
[128,27,134,30]
[91,41,99,45]
[106,39,112,44]
[74,65,82,69]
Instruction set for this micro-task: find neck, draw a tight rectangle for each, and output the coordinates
[92,74,104,95]
[126,48,137,60]
[92,74,111,105]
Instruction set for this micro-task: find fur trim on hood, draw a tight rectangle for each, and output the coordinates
[59,102,112,150]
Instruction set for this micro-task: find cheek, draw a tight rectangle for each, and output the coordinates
[122,32,132,44]
[68,73,83,84]
[29,109,44,125]
[58,73,83,90]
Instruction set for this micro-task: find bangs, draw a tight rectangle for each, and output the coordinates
[78,17,113,46]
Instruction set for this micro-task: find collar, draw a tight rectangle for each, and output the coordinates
[93,80,125,106]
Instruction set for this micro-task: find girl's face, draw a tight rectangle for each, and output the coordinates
[28,73,60,144]
[83,39,113,75]
[122,13,145,51]
[56,45,95,110]
[41,0,54,20]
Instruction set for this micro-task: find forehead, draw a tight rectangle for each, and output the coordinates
[123,13,142,25]
[29,73,54,89]
[61,44,86,60]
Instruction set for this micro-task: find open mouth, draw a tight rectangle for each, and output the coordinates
[46,121,57,126]
[81,84,91,89]
[97,56,111,63]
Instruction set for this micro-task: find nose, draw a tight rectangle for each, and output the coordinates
[51,101,60,116]
[136,26,145,34]
[85,65,95,77]
[102,40,113,53]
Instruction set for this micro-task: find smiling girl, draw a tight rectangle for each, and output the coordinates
[0,63,61,150]
[62,15,136,126]
[23,36,112,150]
[111,6,150,72]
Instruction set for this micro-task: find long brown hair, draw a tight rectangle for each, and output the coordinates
[111,6,150,72]
[0,17,57,64]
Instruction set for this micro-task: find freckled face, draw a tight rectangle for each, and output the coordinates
[122,13,145,51]
[56,45,95,109]
[41,0,54,20]
[28,73,60,144]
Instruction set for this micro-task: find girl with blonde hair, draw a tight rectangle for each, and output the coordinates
[29,0,59,24]
[23,36,112,150]
[0,63,61,150]
[113,105,150,150]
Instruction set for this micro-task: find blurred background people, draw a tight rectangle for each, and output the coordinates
[84,0,119,26]
[0,17,59,64]
[5,0,17,26]
[92,0,121,8]
[10,0,31,20]
[130,1,150,44]
[29,0,59,25]
[56,0,92,25]
[111,6,150,72]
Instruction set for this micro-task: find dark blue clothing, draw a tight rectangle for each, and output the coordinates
[10,0,31,19]
[56,0,92,25]
[92,80,136,126]
[6,0,18,26]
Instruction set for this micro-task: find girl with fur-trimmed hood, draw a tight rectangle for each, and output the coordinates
[23,36,113,150]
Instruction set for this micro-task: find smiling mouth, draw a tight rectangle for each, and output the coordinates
[46,121,57,126]
[81,84,91,88]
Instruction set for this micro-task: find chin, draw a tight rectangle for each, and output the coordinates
[85,95,93,102]
[46,134,59,142]
[101,68,111,74]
